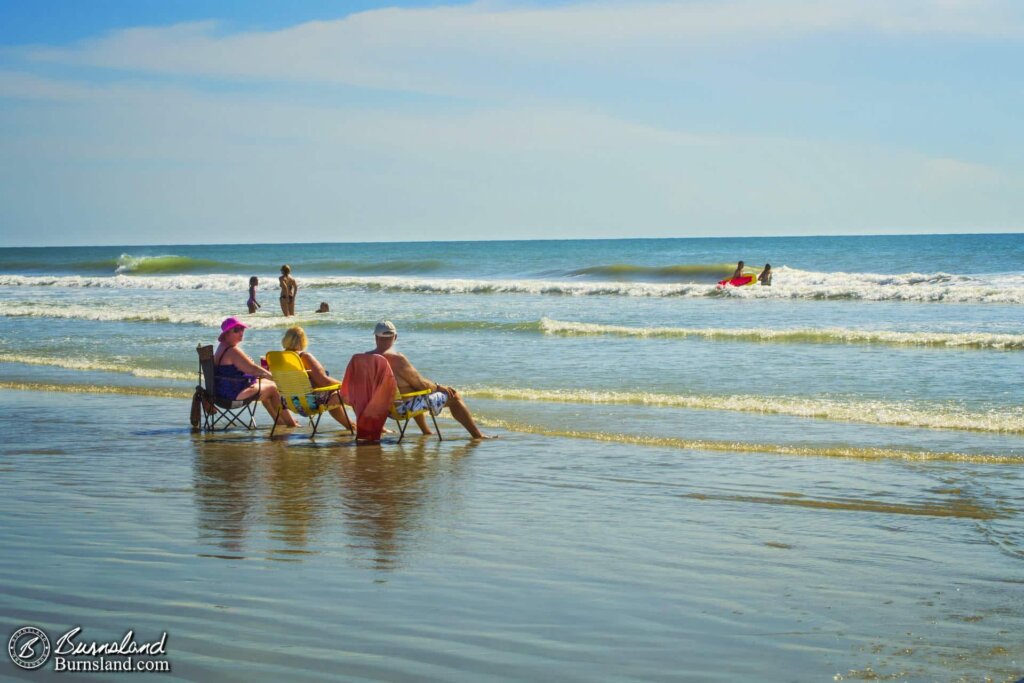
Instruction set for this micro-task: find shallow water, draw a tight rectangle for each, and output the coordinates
[0,392,1022,681]
[1,235,1023,680]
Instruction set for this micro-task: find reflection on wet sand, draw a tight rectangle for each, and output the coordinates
[334,440,477,569]
[191,434,478,566]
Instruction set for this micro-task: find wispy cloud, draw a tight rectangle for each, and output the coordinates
[17,1,1024,96]
[1,0,1022,244]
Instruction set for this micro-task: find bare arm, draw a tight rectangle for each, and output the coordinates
[389,353,437,393]
[225,347,272,379]
[301,352,335,387]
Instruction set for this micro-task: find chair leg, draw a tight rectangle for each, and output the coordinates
[397,418,408,444]
[270,405,281,437]
[341,402,354,435]
[430,410,442,441]
[310,412,322,438]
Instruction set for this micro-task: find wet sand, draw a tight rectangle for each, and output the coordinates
[1,390,1022,681]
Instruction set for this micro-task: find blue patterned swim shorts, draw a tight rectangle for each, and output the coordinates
[394,390,448,418]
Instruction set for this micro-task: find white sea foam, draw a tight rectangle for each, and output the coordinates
[0,353,192,380]
[2,269,1023,303]
[0,274,252,290]
[0,349,1019,434]
[463,387,1024,434]
[0,302,327,329]
[3,300,1023,351]
[539,318,1024,349]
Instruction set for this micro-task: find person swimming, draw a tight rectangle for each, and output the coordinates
[729,261,746,280]
[758,263,772,286]
[316,302,330,313]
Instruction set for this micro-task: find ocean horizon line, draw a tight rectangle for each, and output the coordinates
[2,228,1022,250]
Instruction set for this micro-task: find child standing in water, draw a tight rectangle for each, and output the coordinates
[279,265,298,317]
[247,277,261,314]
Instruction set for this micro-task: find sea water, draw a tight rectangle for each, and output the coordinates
[0,234,1022,681]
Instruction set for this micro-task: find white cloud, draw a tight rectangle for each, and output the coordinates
[0,70,1019,246]
[2,1,1022,244]
[17,1,1024,97]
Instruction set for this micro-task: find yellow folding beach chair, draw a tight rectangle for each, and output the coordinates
[266,350,354,438]
[389,388,443,443]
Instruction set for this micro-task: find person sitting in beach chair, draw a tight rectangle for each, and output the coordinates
[196,317,297,431]
[266,326,354,438]
[367,320,490,440]
[341,352,401,442]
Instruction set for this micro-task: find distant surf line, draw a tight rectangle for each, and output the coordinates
[3,268,1023,303]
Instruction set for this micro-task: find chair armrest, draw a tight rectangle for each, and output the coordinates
[311,383,341,393]
[398,388,432,399]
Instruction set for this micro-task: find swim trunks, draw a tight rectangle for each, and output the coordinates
[287,390,334,415]
[394,390,448,418]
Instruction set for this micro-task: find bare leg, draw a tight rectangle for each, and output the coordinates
[414,413,433,434]
[262,385,298,427]
[325,396,354,431]
[279,297,288,316]
[446,395,489,439]
[288,298,296,316]
[248,302,257,314]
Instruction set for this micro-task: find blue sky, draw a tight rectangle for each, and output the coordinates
[1,0,1022,246]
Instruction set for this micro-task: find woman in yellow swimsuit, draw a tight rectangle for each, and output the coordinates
[279,264,298,316]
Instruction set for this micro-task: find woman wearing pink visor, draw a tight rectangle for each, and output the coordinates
[213,317,298,428]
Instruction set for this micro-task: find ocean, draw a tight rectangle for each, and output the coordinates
[1,233,1022,681]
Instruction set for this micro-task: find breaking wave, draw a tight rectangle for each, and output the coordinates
[2,301,1022,351]
[2,267,1023,303]
[115,254,236,274]
[538,318,1024,350]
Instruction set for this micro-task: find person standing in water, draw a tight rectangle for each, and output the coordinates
[247,276,261,314]
[758,264,772,286]
[729,261,746,280]
[279,265,298,317]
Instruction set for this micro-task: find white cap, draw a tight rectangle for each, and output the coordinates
[374,320,397,337]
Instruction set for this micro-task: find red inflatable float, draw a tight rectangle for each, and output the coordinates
[717,274,757,287]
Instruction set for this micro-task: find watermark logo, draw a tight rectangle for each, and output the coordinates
[7,626,171,673]
[8,626,52,671]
